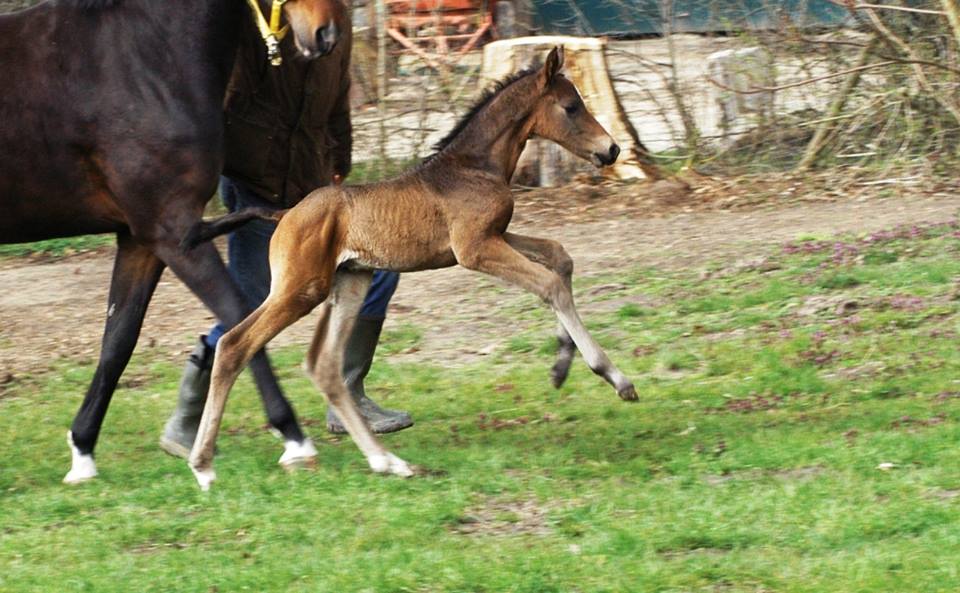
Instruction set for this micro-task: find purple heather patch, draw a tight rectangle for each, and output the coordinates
[783,221,960,266]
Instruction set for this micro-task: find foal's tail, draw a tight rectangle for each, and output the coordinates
[180,207,288,251]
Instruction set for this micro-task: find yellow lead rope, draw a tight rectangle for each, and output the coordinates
[245,0,290,66]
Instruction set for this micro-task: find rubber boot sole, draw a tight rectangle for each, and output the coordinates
[326,416,415,435]
[158,436,193,459]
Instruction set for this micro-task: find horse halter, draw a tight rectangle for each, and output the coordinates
[246,0,289,66]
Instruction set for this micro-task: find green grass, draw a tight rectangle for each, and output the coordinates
[0,192,229,261]
[3,223,960,592]
[0,235,114,258]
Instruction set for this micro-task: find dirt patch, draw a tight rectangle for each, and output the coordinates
[822,361,886,382]
[703,465,824,486]
[797,295,860,318]
[932,489,960,501]
[715,393,787,414]
[451,497,558,537]
[889,414,948,430]
[658,547,731,559]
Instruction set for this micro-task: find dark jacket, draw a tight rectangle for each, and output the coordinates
[222,11,353,207]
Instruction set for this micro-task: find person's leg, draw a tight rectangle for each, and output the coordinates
[327,270,414,434]
[160,178,279,457]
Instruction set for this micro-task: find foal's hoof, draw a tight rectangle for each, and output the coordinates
[550,359,572,389]
[191,464,217,491]
[368,452,415,478]
[617,384,639,402]
[278,439,318,471]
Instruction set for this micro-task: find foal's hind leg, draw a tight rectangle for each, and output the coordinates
[188,287,321,490]
[151,237,308,449]
[65,232,165,484]
[306,271,413,477]
[456,235,637,401]
[503,232,578,389]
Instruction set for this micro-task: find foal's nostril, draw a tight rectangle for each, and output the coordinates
[316,21,339,54]
[593,143,621,167]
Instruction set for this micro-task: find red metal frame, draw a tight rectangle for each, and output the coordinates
[386,0,495,69]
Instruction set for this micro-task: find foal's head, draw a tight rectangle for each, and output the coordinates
[529,47,620,168]
[278,0,346,58]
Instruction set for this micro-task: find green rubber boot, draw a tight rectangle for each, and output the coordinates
[159,337,213,459]
[327,318,414,434]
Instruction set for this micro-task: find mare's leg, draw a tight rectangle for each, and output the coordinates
[503,232,577,389]
[151,237,307,449]
[189,288,321,490]
[455,234,636,401]
[306,271,413,477]
[65,232,165,484]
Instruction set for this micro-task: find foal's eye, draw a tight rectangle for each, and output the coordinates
[564,103,579,116]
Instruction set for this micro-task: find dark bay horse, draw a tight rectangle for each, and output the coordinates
[184,47,636,489]
[0,0,344,483]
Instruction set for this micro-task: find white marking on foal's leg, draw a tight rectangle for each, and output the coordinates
[63,431,98,484]
[278,438,318,469]
[555,308,637,400]
[367,452,414,477]
[191,464,217,492]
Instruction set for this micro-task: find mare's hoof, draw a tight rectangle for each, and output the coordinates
[617,384,639,402]
[64,431,98,484]
[278,439,318,471]
[63,465,98,485]
[281,457,318,473]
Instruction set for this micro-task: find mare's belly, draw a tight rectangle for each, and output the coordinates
[0,167,127,244]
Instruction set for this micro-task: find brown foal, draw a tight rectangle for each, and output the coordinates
[187,47,637,489]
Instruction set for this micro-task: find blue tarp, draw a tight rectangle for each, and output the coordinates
[529,0,851,36]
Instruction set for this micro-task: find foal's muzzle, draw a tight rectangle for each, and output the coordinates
[594,143,620,167]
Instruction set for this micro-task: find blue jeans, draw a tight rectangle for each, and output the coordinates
[204,177,399,349]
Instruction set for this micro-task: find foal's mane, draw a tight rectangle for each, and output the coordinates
[428,66,539,156]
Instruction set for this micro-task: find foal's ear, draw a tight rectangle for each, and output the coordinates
[540,46,565,86]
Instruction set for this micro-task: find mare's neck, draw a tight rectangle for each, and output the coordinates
[118,0,246,98]
[193,0,247,93]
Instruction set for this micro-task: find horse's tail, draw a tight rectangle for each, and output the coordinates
[180,207,288,251]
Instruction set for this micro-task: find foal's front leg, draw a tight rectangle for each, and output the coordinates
[455,234,637,401]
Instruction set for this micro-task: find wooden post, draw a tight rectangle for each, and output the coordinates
[941,0,960,57]
[375,0,389,176]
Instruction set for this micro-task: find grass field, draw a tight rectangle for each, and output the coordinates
[2,221,960,592]
[0,235,115,259]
